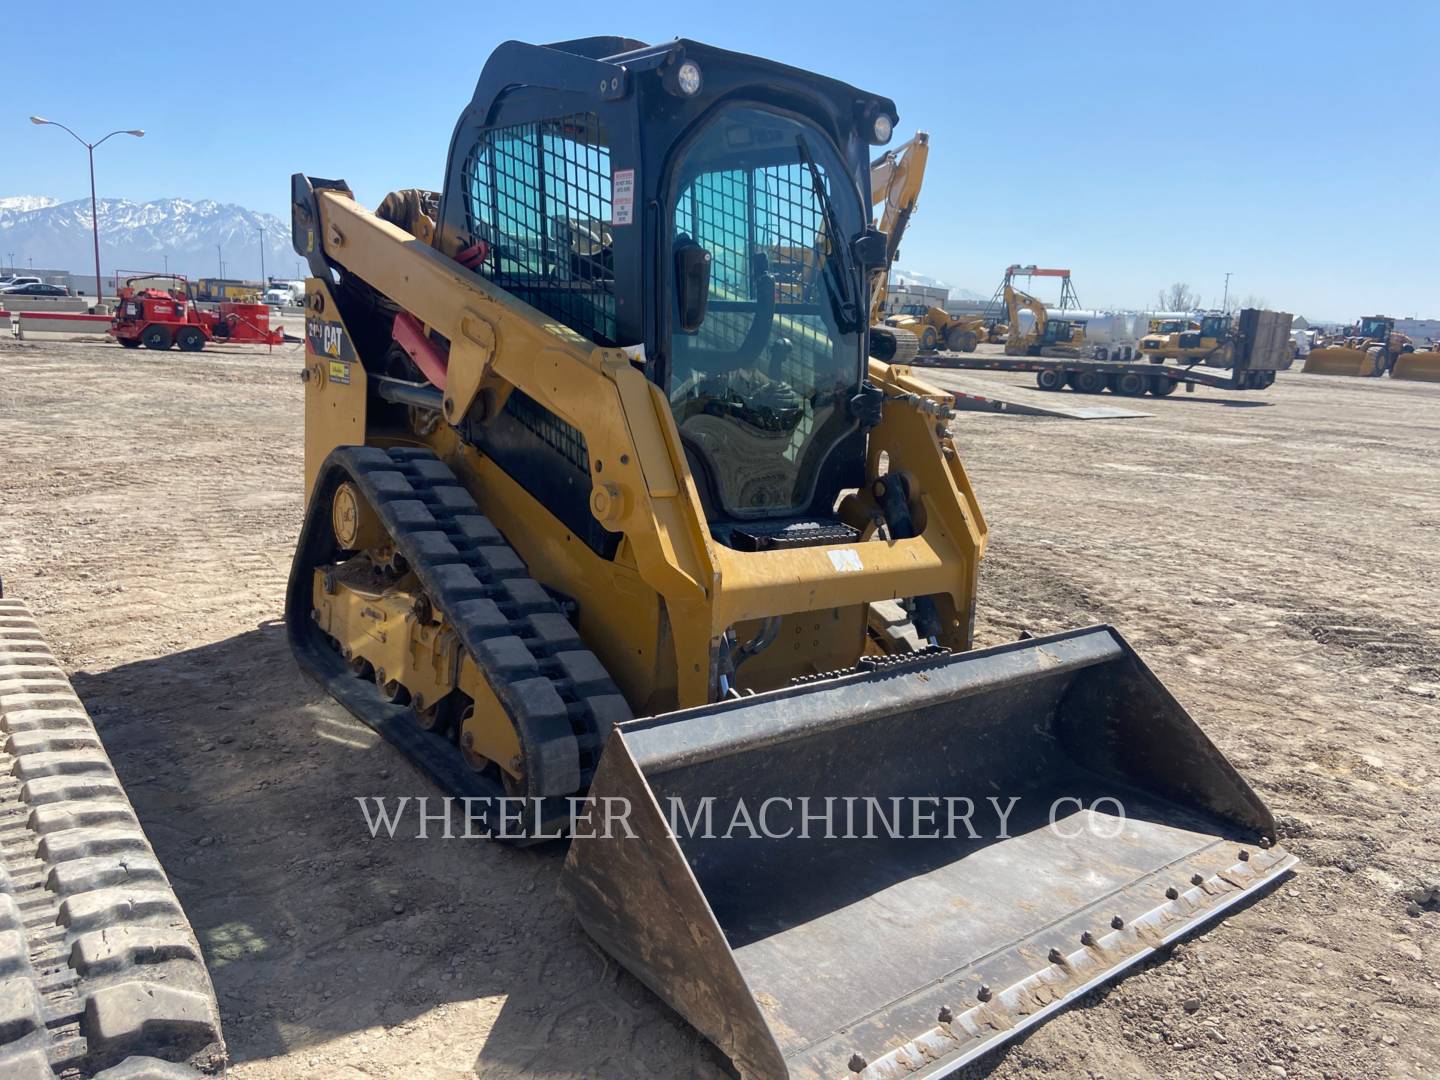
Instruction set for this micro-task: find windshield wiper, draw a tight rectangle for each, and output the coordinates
[796,134,861,334]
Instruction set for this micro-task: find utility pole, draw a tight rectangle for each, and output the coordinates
[30,117,144,305]
[256,224,266,286]
[163,254,168,274]
[5,253,13,274]
[1222,272,1232,314]
[216,243,224,279]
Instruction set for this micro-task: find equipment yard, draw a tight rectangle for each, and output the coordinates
[1,332,1435,1080]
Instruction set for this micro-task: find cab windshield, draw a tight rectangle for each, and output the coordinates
[1359,317,1389,339]
[667,106,864,521]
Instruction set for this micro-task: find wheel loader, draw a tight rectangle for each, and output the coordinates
[287,35,1295,1080]
[1392,341,1440,382]
[1303,315,1412,376]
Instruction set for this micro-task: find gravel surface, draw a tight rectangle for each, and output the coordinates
[1,332,1436,1079]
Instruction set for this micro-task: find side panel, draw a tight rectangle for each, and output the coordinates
[301,279,368,498]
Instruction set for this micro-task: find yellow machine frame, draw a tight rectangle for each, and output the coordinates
[300,188,987,714]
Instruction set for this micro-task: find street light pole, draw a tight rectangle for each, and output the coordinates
[256,224,266,287]
[30,117,143,307]
[1222,272,1232,314]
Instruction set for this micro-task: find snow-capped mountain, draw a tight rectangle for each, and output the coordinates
[0,196,293,279]
[0,196,60,213]
[890,266,988,303]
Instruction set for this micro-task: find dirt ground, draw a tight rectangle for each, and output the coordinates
[1,331,1437,1080]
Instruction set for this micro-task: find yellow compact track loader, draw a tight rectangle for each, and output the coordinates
[288,36,1294,1079]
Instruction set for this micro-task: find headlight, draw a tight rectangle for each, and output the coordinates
[665,58,703,97]
[677,60,702,96]
[871,113,893,145]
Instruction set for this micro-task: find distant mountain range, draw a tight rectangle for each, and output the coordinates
[0,195,294,280]
[890,267,989,303]
[0,196,61,213]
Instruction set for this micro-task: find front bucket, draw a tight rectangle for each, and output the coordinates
[561,626,1295,1080]
[1302,346,1378,376]
[1392,350,1440,382]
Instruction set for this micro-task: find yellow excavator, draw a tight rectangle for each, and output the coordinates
[288,35,1294,1080]
[1003,283,1087,356]
[1303,315,1412,376]
[867,132,987,354]
[865,131,929,363]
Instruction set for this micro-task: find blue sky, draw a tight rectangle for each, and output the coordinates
[5,1,1436,320]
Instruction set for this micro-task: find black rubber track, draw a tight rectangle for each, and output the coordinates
[286,446,632,836]
[0,600,224,1078]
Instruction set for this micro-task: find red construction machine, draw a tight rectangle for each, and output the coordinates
[109,272,283,351]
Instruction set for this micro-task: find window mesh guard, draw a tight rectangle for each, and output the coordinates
[462,113,616,344]
[674,161,837,458]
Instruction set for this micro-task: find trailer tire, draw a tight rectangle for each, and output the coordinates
[140,326,172,351]
[1035,369,1066,391]
[1093,346,1109,361]
[1113,371,1147,396]
[175,327,205,353]
[1068,369,1106,393]
[1148,375,1178,396]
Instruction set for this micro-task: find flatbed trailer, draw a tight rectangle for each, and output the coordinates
[913,307,1294,397]
[911,352,1274,396]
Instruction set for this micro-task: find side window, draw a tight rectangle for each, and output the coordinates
[461,113,616,345]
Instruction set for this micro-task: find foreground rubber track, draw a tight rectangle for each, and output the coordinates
[287,447,631,834]
[0,600,225,1079]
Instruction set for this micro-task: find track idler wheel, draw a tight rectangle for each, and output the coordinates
[411,691,460,734]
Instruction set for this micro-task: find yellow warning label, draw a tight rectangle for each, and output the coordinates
[328,360,350,385]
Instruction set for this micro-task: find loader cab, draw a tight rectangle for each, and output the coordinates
[437,37,896,537]
[1358,315,1392,341]
[1198,314,1229,339]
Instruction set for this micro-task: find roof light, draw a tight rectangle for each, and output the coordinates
[664,58,703,98]
[677,60,702,96]
[872,113,893,145]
